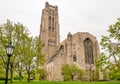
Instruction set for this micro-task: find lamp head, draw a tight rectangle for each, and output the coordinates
[6,42,14,57]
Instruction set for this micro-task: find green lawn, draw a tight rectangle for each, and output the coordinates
[0,80,120,84]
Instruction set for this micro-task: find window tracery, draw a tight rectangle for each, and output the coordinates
[84,38,94,64]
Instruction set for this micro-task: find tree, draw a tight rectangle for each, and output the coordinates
[100,18,120,80]
[33,37,46,80]
[22,37,35,82]
[61,64,84,81]
[0,20,45,82]
[13,22,31,82]
[0,20,31,83]
[37,69,46,80]
[0,20,17,83]
[23,37,45,82]
[61,64,71,81]
[77,68,84,81]
[70,64,79,81]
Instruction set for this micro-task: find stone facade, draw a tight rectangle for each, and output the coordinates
[40,2,60,60]
[39,2,100,81]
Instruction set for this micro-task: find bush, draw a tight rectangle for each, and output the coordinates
[61,64,84,81]
[14,75,24,80]
[14,75,19,80]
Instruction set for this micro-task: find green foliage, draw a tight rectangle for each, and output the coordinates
[0,80,120,84]
[109,65,120,80]
[0,57,5,79]
[100,18,120,80]
[61,64,71,81]
[76,68,84,81]
[0,20,18,83]
[14,75,20,80]
[61,64,84,81]
[0,20,45,82]
[37,69,46,80]
[0,69,5,79]
[93,60,99,81]
[33,37,46,80]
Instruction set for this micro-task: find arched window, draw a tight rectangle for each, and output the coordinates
[48,16,51,32]
[73,55,77,62]
[84,38,94,64]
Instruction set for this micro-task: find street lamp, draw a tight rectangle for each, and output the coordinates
[5,42,14,84]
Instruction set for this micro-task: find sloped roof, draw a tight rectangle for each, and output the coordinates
[47,45,64,64]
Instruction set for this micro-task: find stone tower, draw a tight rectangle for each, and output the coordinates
[40,2,60,59]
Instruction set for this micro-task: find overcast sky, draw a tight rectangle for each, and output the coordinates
[0,0,120,43]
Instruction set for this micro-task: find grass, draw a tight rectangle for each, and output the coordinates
[0,80,120,84]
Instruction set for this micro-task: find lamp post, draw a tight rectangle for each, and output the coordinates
[5,42,14,84]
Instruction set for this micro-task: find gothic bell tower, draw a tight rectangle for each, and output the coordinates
[40,2,60,59]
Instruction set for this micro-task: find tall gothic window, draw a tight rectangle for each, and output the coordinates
[52,17,54,32]
[49,16,51,26]
[48,16,51,32]
[84,38,94,64]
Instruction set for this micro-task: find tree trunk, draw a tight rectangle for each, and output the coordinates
[18,62,23,82]
[19,71,22,82]
[27,71,30,82]
[71,75,74,81]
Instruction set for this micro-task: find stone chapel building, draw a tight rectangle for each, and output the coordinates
[39,2,100,81]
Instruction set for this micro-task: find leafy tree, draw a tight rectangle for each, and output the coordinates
[12,22,30,82]
[96,53,109,80]
[61,64,84,81]
[0,20,30,82]
[37,69,46,80]
[100,18,120,80]
[0,20,17,83]
[22,37,35,82]
[70,64,79,81]
[62,64,71,81]
[33,37,46,80]
[0,20,45,82]
[23,37,45,82]
[76,67,84,81]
